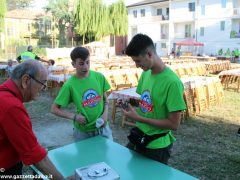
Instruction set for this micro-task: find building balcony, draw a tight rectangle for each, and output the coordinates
[232,8,240,17]
[174,33,195,39]
[161,33,169,39]
[230,30,240,38]
[129,15,169,24]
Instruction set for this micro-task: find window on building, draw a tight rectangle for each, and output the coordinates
[185,24,191,38]
[200,27,204,36]
[220,21,225,31]
[161,43,167,49]
[161,24,168,39]
[166,8,169,16]
[157,8,162,15]
[188,2,195,12]
[27,23,31,32]
[133,10,137,18]
[140,9,145,17]
[201,5,205,15]
[7,27,13,36]
[131,26,138,38]
[46,23,51,34]
[221,0,226,8]
[38,20,44,31]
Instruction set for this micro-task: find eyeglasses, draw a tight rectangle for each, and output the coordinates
[28,74,47,90]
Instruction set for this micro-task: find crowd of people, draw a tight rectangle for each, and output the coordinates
[218,48,240,62]
[0,34,187,178]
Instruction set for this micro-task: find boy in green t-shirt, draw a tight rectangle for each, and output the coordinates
[124,34,186,164]
[51,47,111,141]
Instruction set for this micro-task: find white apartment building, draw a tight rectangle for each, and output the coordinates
[127,0,240,56]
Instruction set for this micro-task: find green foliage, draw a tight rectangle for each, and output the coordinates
[230,30,237,38]
[6,37,26,46]
[74,0,128,43]
[45,0,74,47]
[34,47,46,57]
[6,0,34,10]
[109,0,128,36]
[0,0,7,32]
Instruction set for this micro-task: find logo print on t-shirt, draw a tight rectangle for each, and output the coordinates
[82,89,101,107]
[139,90,153,113]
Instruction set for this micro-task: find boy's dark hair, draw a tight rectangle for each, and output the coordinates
[70,47,90,62]
[126,34,156,56]
[49,59,55,65]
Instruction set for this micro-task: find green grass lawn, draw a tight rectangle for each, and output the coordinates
[169,90,240,180]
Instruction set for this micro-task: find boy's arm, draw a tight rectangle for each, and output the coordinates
[51,103,86,125]
[100,92,109,125]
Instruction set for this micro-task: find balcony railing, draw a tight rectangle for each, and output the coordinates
[129,15,169,24]
[161,33,169,39]
[174,33,195,39]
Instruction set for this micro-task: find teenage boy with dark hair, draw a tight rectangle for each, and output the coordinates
[124,34,186,164]
[51,47,111,140]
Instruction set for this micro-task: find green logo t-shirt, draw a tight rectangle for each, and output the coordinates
[136,67,186,149]
[54,70,110,132]
[20,51,37,61]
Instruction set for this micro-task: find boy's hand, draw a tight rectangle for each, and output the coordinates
[100,116,107,127]
[75,114,87,125]
[123,104,139,120]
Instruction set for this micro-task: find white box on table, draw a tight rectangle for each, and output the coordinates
[75,162,120,180]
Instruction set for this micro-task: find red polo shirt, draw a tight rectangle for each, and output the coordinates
[0,79,47,169]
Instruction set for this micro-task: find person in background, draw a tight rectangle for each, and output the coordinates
[218,48,223,56]
[226,48,231,57]
[231,50,235,62]
[176,46,181,58]
[123,33,186,164]
[0,61,64,179]
[236,48,240,63]
[47,59,56,73]
[170,48,176,58]
[51,47,112,141]
[5,59,14,77]
[16,45,50,64]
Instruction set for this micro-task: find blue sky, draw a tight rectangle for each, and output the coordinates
[32,0,140,10]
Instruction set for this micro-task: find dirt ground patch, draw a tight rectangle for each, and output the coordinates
[27,91,131,149]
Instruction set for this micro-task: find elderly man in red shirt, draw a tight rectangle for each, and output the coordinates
[0,60,64,179]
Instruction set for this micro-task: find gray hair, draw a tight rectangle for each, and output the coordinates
[11,60,44,80]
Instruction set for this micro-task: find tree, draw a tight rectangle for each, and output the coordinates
[0,0,7,50]
[0,0,7,33]
[74,0,127,44]
[109,0,128,36]
[45,0,74,47]
[74,0,91,44]
[6,0,34,10]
